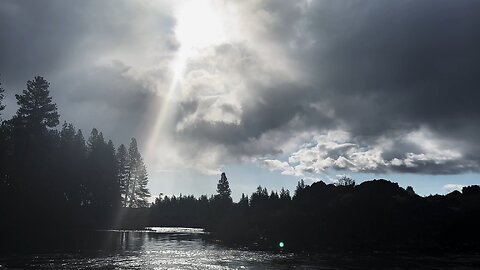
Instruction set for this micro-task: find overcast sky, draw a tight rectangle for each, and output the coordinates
[1,0,480,199]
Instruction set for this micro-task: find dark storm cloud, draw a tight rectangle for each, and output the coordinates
[53,64,154,144]
[173,0,480,174]
[0,0,175,145]
[175,77,331,158]
[296,0,480,173]
[0,0,175,78]
[0,0,84,82]
[299,0,480,134]
[2,0,480,175]
[257,0,480,134]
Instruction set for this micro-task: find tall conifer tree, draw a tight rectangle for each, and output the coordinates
[217,172,232,201]
[126,138,149,207]
[116,144,129,206]
[0,79,5,117]
[15,76,59,130]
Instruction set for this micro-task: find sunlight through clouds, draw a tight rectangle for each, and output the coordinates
[145,0,240,172]
[3,0,480,196]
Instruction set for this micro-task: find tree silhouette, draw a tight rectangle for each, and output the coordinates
[134,159,150,207]
[73,129,87,157]
[0,76,155,231]
[5,76,61,214]
[294,179,306,198]
[216,172,232,202]
[250,185,269,207]
[126,138,138,206]
[86,128,104,206]
[279,187,291,201]
[87,128,102,151]
[15,76,59,131]
[126,138,150,208]
[116,144,129,206]
[0,79,5,116]
[0,79,10,207]
[85,129,121,208]
[406,185,416,195]
[239,193,249,207]
[105,140,121,207]
[336,176,355,186]
[58,122,85,206]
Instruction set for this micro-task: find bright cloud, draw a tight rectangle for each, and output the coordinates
[2,0,480,180]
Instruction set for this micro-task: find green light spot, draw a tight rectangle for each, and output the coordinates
[279,241,285,248]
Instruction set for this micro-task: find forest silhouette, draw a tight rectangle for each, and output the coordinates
[0,76,149,231]
[1,77,479,252]
[150,177,480,252]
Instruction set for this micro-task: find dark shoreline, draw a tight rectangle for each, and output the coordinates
[2,180,479,255]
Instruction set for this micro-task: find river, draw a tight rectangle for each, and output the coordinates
[0,227,478,269]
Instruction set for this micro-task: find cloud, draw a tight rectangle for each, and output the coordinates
[443,184,465,194]
[262,159,301,177]
[0,0,175,144]
[2,0,480,176]
[262,128,476,176]
[177,0,480,175]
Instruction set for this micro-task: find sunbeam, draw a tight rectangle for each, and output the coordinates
[145,0,226,163]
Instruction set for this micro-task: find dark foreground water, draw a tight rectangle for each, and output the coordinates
[1,228,479,269]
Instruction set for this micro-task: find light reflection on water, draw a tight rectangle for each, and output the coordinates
[0,228,479,269]
[0,229,301,269]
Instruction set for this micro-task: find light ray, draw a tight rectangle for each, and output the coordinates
[144,49,185,160]
[144,0,226,164]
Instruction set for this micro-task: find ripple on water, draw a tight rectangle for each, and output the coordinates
[1,229,479,269]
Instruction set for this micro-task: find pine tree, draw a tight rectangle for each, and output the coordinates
[56,122,89,206]
[87,128,105,152]
[8,77,60,206]
[105,140,121,207]
[15,76,59,131]
[73,129,88,205]
[135,160,150,207]
[269,191,279,200]
[127,138,139,207]
[116,144,129,206]
[239,193,249,207]
[216,172,232,202]
[71,128,87,205]
[0,79,8,189]
[74,129,87,155]
[0,79,7,190]
[279,187,291,201]
[294,179,306,198]
[58,122,76,198]
[60,122,76,145]
[85,129,121,208]
[85,129,102,206]
[126,138,149,208]
[0,79,5,117]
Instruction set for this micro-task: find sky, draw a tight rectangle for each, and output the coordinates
[1,0,480,200]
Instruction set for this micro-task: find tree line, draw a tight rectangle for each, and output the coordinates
[0,76,149,230]
[149,173,480,252]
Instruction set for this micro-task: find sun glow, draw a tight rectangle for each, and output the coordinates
[175,1,225,49]
[145,0,227,162]
[172,0,226,77]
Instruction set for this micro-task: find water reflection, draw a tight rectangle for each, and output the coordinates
[0,228,479,269]
[0,229,291,269]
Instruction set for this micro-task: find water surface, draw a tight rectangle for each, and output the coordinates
[0,228,478,269]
